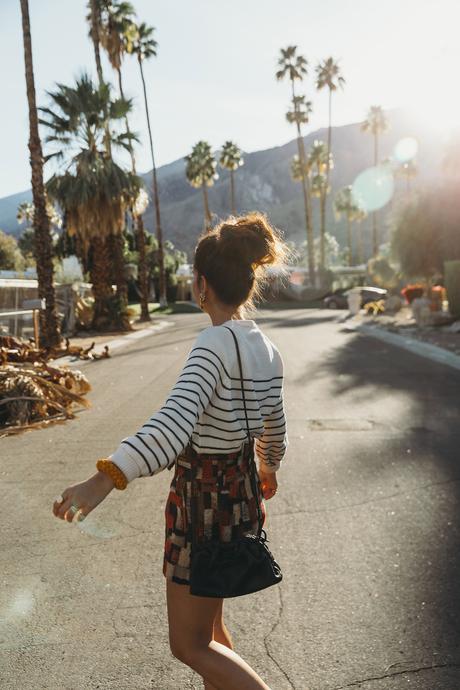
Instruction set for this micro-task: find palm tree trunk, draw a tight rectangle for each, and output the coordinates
[20,0,61,349]
[230,169,236,215]
[291,80,315,285]
[320,87,333,273]
[90,234,116,331]
[372,131,379,256]
[89,0,103,83]
[138,58,167,307]
[347,217,353,266]
[358,224,364,265]
[296,131,315,285]
[319,191,326,271]
[136,214,151,321]
[117,66,150,322]
[106,232,130,330]
[88,0,111,157]
[117,68,136,172]
[202,184,212,231]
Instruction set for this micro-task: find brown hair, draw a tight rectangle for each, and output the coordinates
[193,212,288,310]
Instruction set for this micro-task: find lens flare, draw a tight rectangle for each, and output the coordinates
[352,165,394,212]
[394,137,418,163]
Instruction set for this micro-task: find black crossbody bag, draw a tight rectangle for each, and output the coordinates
[189,325,283,598]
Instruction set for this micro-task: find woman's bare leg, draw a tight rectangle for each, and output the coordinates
[166,580,271,690]
[204,600,234,690]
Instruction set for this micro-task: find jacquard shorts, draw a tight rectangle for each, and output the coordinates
[163,442,266,586]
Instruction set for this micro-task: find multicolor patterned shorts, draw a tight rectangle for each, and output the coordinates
[163,442,266,585]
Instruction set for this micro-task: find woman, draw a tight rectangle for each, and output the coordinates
[52,212,288,690]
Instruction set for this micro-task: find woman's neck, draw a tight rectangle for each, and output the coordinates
[208,305,244,326]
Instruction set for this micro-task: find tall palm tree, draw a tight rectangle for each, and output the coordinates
[96,2,153,318]
[361,105,389,255]
[19,0,61,348]
[185,141,218,231]
[276,46,315,284]
[86,0,132,327]
[98,2,136,168]
[307,139,333,268]
[315,58,345,261]
[127,21,167,307]
[40,74,142,331]
[219,141,244,214]
[334,185,367,266]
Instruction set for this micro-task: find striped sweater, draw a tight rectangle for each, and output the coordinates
[109,318,288,483]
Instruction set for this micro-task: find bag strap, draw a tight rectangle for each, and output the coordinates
[223,326,251,445]
[223,325,263,537]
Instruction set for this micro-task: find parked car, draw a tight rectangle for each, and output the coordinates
[323,286,388,309]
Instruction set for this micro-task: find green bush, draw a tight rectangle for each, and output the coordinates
[445,260,460,318]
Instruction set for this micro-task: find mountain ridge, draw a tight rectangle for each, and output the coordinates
[0,110,440,258]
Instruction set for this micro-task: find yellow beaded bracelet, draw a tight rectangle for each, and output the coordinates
[96,458,128,490]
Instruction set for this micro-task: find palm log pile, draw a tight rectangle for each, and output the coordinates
[0,335,109,437]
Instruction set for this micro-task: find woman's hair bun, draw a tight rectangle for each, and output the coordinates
[218,212,283,269]
[193,211,288,309]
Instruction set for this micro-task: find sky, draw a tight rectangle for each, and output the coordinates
[1,0,459,198]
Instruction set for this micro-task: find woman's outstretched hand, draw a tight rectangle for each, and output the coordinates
[52,471,115,523]
[258,469,278,500]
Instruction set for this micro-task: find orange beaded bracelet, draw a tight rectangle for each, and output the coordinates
[96,458,128,490]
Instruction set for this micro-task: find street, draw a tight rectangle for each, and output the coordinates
[1,309,460,690]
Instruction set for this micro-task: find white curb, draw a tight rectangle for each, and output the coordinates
[356,323,460,372]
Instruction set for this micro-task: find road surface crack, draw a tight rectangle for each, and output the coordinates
[332,660,460,688]
[263,585,297,690]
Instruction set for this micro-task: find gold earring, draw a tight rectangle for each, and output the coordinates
[199,292,206,308]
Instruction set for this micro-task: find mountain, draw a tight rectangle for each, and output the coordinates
[0,109,442,259]
[0,189,33,237]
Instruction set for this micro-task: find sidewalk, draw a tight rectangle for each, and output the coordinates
[341,315,460,372]
[53,318,173,367]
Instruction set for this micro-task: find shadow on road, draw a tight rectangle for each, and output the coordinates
[256,313,338,329]
[313,330,460,654]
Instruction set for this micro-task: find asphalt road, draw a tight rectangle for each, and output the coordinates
[1,309,460,690]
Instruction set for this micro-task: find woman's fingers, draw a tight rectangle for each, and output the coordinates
[53,487,79,521]
[57,496,74,521]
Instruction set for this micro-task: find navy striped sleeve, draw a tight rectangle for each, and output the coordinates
[255,390,288,474]
[109,329,223,482]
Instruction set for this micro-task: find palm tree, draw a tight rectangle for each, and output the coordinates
[361,105,389,255]
[95,2,154,318]
[315,58,344,271]
[276,46,315,284]
[219,141,244,216]
[308,139,333,268]
[40,74,142,331]
[86,0,132,326]
[185,141,218,231]
[127,21,167,307]
[97,2,136,166]
[19,0,61,348]
[334,186,367,266]
[219,141,244,214]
